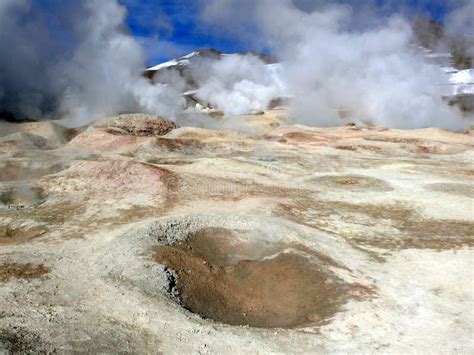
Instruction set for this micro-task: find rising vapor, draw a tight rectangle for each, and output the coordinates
[0,0,181,127]
[0,0,472,130]
[201,0,473,130]
[191,54,286,116]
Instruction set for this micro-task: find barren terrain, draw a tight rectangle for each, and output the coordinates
[0,111,473,353]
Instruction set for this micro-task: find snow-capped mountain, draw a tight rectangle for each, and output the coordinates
[413,17,473,110]
[145,49,222,74]
[423,48,474,95]
[145,44,473,115]
[145,49,275,78]
[421,48,474,110]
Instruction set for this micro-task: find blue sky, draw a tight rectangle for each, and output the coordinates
[120,0,454,65]
[121,0,249,65]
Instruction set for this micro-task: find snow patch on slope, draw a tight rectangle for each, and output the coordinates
[449,69,474,95]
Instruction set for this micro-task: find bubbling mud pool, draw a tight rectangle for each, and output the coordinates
[0,186,45,210]
[154,227,349,328]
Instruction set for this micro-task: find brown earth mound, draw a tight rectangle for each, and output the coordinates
[95,113,177,137]
[154,227,349,328]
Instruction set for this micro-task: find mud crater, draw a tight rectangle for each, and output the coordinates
[0,186,46,210]
[311,174,393,192]
[154,227,349,328]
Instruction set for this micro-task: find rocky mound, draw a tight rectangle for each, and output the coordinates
[94,113,177,137]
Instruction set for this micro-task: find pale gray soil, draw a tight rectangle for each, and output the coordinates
[0,111,473,353]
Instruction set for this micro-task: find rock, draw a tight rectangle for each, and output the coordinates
[94,113,177,137]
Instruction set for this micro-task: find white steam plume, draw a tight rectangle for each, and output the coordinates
[201,0,472,130]
[1,0,472,130]
[0,0,182,127]
[190,54,286,116]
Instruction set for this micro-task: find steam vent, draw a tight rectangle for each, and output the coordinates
[1,0,474,353]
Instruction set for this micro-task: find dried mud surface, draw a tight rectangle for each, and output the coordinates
[154,227,351,328]
[0,262,49,283]
[0,111,472,353]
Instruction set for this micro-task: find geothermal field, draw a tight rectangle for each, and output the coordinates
[0,0,473,353]
[0,111,472,352]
